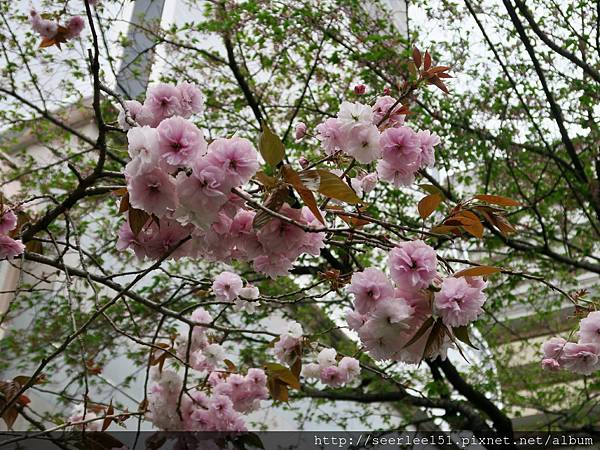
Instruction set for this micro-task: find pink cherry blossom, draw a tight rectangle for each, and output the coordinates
[212,271,243,302]
[0,235,24,259]
[65,16,85,39]
[416,130,440,168]
[359,172,378,193]
[144,83,182,124]
[561,342,600,375]
[434,277,486,327]
[157,116,206,168]
[344,123,381,164]
[388,240,437,289]
[372,95,405,127]
[29,11,57,39]
[177,82,204,118]
[206,137,259,187]
[347,268,394,314]
[338,101,373,126]
[376,159,417,187]
[320,366,346,387]
[144,219,194,260]
[125,126,160,177]
[578,311,600,345]
[175,160,228,229]
[316,118,347,155]
[0,209,17,234]
[541,358,561,371]
[128,167,177,217]
[295,122,307,140]
[338,357,360,379]
[118,100,154,130]
[542,336,567,359]
[380,126,420,168]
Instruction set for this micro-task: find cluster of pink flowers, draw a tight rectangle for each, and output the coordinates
[541,311,600,375]
[314,97,440,186]
[117,83,325,278]
[301,348,361,387]
[29,10,85,41]
[273,321,304,365]
[0,209,24,260]
[118,82,204,130]
[346,240,487,363]
[212,271,260,312]
[147,307,269,431]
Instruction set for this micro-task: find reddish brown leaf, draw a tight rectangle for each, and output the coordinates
[282,165,324,224]
[429,76,449,94]
[102,401,114,431]
[128,207,149,236]
[424,50,432,71]
[118,192,130,214]
[453,265,501,278]
[418,194,442,219]
[412,46,422,69]
[474,194,521,207]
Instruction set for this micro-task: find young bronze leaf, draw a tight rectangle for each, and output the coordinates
[424,49,432,71]
[474,194,521,207]
[418,193,442,219]
[282,165,324,224]
[118,192,130,214]
[462,221,484,239]
[453,326,479,350]
[403,316,434,349]
[102,401,114,431]
[453,265,501,278]
[316,170,361,204]
[412,46,422,69]
[254,171,278,189]
[252,185,289,229]
[128,207,149,236]
[258,121,285,167]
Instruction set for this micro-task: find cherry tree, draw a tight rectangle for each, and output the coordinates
[0,0,598,446]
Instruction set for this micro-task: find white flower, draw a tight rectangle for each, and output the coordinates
[317,348,337,368]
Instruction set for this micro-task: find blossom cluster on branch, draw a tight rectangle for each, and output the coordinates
[147,307,268,431]
[0,208,24,260]
[542,311,600,375]
[117,83,325,278]
[347,240,487,364]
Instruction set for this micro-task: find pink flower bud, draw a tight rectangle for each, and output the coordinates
[383,87,391,95]
[294,122,307,140]
[354,84,366,95]
[298,157,309,169]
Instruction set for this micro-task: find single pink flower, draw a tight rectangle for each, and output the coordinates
[0,235,24,259]
[388,240,437,289]
[65,16,85,39]
[212,271,243,302]
[157,116,206,168]
[206,137,259,187]
[144,83,182,124]
[579,311,600,345]
[177,82,204,118]
[347,268,394,314]
[434,277,486,327]
[561,342,600,375]
[128,167,178,217]
[0,209,17,234]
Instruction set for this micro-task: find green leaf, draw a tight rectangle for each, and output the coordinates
[258,121,285,167]
[316,170,362,204]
